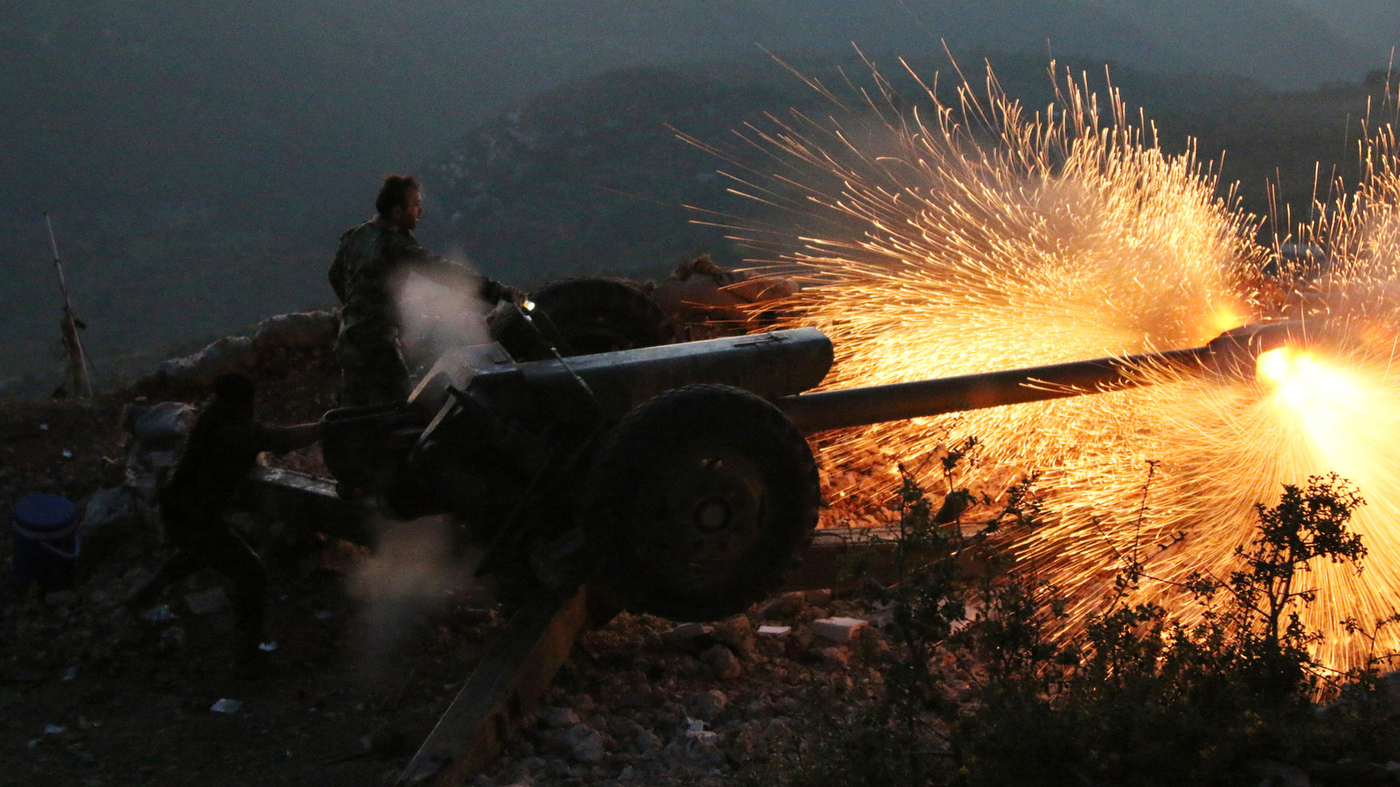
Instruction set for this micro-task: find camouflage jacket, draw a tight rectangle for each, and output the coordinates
[328,216,506,345]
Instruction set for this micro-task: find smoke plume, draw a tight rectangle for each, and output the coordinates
[393,261,492,372]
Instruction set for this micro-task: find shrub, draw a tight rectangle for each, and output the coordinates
[763,464,1399,787]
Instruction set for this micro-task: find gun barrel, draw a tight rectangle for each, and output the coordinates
[777,321,1302,435]
[517,327,835,422]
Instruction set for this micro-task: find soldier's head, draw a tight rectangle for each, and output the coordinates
[376,174,422,231]
[212,372,256,417]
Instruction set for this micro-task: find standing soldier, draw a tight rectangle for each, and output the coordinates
[329,174,519,407]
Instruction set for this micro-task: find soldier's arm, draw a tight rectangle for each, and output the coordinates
[221,420,322,457]
[254,422,323,455]
[385,232,517,303]
[477,277,521,305]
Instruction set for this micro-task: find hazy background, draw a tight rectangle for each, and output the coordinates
[3,1,1397,394]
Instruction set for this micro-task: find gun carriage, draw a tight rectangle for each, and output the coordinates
[322,301,1299,622]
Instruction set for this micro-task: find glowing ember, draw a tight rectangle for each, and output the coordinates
[698,55,1400,671]
[1256,347,1364,423]
[1254,346,1294,384]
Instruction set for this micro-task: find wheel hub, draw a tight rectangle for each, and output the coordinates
[694,497,733,533]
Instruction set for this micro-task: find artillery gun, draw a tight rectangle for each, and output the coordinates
[321,315,1300,622]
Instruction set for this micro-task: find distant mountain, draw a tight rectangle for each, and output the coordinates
[1,1,1390,393]
[1088,0,1384,87]
[1,0,1382,219]
[422,53,1337,288]
[422,63,806,284]
[1283,0,1400,54]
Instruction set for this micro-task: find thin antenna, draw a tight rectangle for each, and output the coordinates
[45,213,93,398]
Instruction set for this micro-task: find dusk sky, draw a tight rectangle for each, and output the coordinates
[1,1,1395,389]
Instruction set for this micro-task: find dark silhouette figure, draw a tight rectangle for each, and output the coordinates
[129,373,320,673]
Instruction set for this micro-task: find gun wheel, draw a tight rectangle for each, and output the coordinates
[488,277,677,361]
[581,384,819,621]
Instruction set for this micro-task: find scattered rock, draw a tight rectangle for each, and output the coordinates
[699,645,742,680]
[128,402,195,446]
[678,726,726,769]
[210,698,242,714]
[184,588,232,616]
[251,311,338,351]
[630,729,662,754]
[684,690,728,722]
[865,601,895,629]
[1246,759,1311,787]
[563,724,608,763]
[817,647,850,671]
[686,728,719,745]
[540,706,581,729]
[712,616,755,658]
[759,592,807,620]
[139,604,176,622]
[79,487,137,536]
[157,336,258,387]
[570,694,597,715]
[663,622,713,643]
[811,617,869,643]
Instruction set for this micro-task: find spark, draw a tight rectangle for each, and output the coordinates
[701,54,1400,672]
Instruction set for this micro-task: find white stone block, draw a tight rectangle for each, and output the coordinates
[810,617,868,643]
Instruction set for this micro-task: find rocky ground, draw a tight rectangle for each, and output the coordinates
[0,338,896,786]
[472,590,884,787]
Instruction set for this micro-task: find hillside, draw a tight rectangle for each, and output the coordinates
[424,54,1395,290]
[4,46,1395,397]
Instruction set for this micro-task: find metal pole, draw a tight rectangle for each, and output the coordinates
[45,213,93,398]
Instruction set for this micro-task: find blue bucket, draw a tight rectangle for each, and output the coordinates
[11,493,80,590]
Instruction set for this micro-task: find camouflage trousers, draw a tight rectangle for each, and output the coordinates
[335,332,410,407]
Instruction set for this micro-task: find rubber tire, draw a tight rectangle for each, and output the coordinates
[579,384,820,621]
[488,277,677,361]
